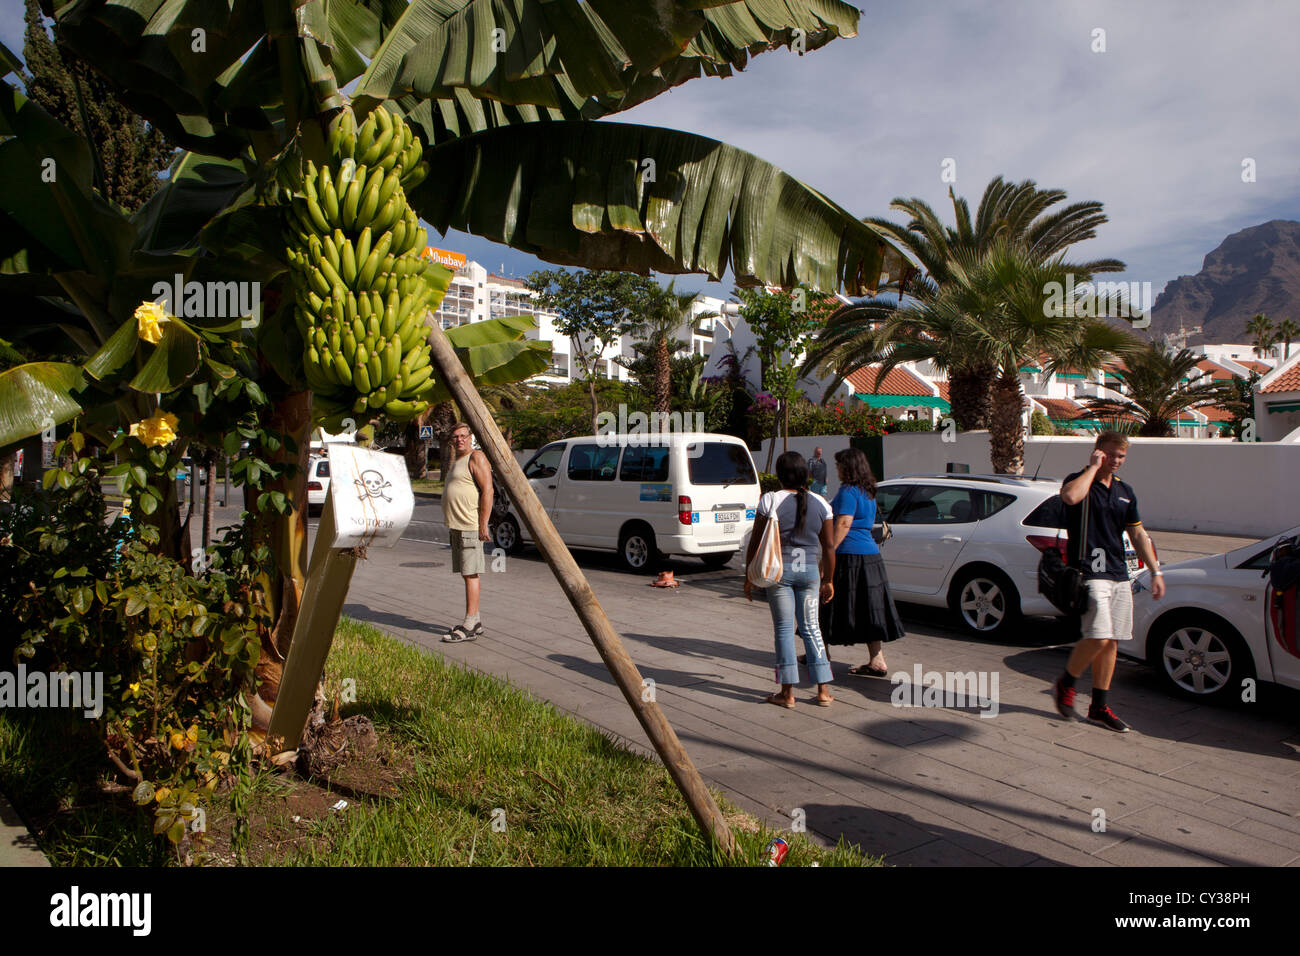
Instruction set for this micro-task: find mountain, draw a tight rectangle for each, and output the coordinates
[1147,220,1300,345]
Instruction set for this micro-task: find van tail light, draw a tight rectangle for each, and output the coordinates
[1026,535,1067,559]
[308,481,323,491]
[678,495,693,526]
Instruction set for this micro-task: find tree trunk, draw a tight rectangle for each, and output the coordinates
[202,451,216,549]
[403,416,429,480]
[251,390,313,736]
[653,333,671,417]
[989,372,1027,474]
[948,362,994,430]
[429,401,456,480]
[588,373,599,437]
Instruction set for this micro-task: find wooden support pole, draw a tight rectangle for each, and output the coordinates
[425,324,735,856]
[266,493,358,751]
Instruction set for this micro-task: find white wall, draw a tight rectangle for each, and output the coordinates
[883,432,1298,538]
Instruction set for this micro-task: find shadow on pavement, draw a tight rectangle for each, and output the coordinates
[343,602,448,638]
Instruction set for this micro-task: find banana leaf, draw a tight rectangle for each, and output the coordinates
[0,361,86,447]
[414,121,904,294]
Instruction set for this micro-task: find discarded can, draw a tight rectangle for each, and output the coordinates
[766,837,789,867]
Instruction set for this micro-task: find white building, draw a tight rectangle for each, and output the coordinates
[423,249,725,388]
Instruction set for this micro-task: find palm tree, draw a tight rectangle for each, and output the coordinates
[1082,343,1232,437]
[623,282,714,417]
[875,243,1140,473]
[1277,318,1298,361]
[1246,314,1277,358]
[807,176,1125,428]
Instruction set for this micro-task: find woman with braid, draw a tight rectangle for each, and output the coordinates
[744,451,836,708]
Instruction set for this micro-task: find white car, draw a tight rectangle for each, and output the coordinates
[1126,527,1300,701]
[495,433,761,571]
[875,474,1140,638]
[306,455,331,515]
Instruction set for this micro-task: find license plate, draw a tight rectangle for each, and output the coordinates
[715,511,739,522]
[722,524,737,534]
[1126,557,1140,576]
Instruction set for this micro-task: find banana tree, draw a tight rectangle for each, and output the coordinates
[27,0,905,737]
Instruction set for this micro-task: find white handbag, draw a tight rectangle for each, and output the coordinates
[747,494,784,587]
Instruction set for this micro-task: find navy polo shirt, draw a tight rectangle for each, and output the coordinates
[1063,469,1141,582]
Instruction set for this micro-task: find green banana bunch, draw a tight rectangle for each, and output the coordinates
[280,105,438,432]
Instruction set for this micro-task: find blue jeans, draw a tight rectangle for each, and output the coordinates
[810,481,828,496]
[766,564,833,685]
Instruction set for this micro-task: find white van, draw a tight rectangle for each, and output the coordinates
[491,433,760,571]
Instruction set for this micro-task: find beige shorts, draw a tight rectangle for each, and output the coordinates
[450,529,485,576]
[1080,578,1134,642]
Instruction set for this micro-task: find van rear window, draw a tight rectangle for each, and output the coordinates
[687,443,757,485]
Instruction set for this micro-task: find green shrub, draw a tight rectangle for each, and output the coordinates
[886,418,934,433]
[0,437,269,854]
[758,472,781,493]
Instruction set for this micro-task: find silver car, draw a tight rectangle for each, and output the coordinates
[876,474,1140,638]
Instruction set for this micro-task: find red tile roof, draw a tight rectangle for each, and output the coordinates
[1199,405,1235,422]
[1196,359,1237,381]
[1036,398,1085,420]
[1239,359,1272,374]
[935,380,950,401]
[846,364,933,396]
[1261,361,1300,394]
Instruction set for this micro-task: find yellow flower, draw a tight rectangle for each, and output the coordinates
[134,300,170,344]
[128,411,180,448]
[170,731,186,750]
[128,682,141,698]
[155,787,171,803]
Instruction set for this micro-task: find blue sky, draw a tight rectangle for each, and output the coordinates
[4,0,1298,301]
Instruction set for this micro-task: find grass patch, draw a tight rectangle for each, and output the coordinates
[410,478,443,496]
[1,618,881,866]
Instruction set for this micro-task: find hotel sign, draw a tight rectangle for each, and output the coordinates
[421,247,467,269]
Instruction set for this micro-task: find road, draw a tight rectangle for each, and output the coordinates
[318,496,1300,866]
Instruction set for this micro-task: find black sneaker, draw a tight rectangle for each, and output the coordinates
[1052,677,1078,720]
[1087,705,1130,733]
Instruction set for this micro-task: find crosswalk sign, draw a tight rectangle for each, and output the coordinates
[419,425,433,439]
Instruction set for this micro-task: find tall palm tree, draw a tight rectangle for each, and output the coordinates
[1246,314,1277,358]
[1082,343,1232,437]
[807,176,1125,428]
[875,243,1140,473]
[624,281,714,417]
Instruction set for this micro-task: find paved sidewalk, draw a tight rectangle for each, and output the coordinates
[340,512,1300,866]
[0,792,48,867]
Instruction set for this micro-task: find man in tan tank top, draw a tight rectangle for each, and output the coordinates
[441,422,493,642]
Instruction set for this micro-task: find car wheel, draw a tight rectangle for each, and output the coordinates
[700,551,737,570]
[492,514,522,555]
[950,567,1022,638]
[618,525,659,573]
[1149,612,1254,702]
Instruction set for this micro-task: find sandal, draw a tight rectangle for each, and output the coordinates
[848,664,888,677]
[813,695,834,707]
[763,693,795,709]
[442,623,482,644]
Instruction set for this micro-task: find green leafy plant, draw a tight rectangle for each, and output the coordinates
[0,436,270,858]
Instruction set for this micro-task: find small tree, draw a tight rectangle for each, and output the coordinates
[21,0,173,212]
[528,270,659,434]
[1277,318,1298,362]
[737,287,836,470]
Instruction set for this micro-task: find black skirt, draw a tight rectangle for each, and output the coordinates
[819,552,906,647]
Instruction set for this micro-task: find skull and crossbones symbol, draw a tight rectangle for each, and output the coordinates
[355,469,392,503]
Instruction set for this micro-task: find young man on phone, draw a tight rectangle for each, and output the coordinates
[1052,431,1164,732]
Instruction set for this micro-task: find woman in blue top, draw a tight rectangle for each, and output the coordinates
[818,447,905,676]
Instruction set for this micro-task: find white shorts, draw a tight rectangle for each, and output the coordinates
[1080,579,1134,642]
